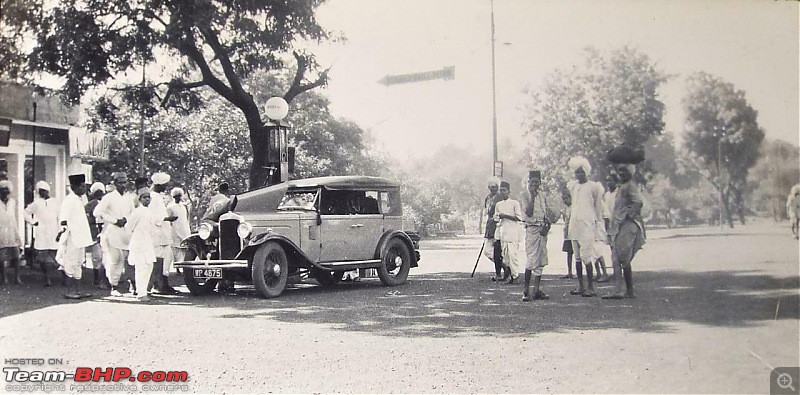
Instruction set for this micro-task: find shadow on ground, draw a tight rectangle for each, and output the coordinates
[2,264,798,338]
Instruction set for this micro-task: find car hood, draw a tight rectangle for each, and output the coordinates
[233,183,289,213]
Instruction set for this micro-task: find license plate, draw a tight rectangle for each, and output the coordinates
[194,268,223,279]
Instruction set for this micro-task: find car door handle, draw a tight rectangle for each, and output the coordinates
[350,224,364,228]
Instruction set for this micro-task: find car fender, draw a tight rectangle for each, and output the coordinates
[238,233,315,268]
[374,230,418,268]
[179,234,205,250]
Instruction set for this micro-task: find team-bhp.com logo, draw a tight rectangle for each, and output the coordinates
[4,358,189,392]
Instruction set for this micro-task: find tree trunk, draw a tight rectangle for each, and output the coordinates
[722,190,735,228]
[246,116,269,189]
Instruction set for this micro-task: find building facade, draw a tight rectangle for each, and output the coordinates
[0,81,107,247]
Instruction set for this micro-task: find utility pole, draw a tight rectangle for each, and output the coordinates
[490,0,498,169]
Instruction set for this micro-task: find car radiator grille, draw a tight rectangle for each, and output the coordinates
[219,219,242,260]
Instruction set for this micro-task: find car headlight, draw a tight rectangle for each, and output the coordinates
[237,222,253,239]
[198,223,213,240]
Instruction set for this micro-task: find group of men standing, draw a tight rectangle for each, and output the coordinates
[482,146,645,301]
[0,171,193,302]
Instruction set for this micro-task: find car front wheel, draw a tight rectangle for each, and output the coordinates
[182,246,219,296]
[377,238,411,286]
[252,241,288,298]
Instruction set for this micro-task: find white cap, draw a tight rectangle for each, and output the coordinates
[90,182,105,194]
[151,172,171,185]
[170,187,185,197]
[35,180,50,192]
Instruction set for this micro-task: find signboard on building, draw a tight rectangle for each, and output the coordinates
[69,127,109,161]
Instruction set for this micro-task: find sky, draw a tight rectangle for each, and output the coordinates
[309,0,799,163]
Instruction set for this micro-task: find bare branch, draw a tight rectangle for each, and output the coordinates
[284,52,329,103]
[159,79,206,107]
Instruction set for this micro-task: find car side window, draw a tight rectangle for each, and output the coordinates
[361,191,381,215]
[380,190,402,216]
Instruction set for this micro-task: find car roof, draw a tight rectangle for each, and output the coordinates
[286,176,400,190]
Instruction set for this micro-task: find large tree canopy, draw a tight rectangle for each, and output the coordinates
[682,72,765,227]
[88,70,385,221]
[521,46,670,183]
[25,0,332,187]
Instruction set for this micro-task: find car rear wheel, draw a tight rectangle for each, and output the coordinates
[182,246,219,296]
[313,269,342,287]
[377,238,411,286]
[252,241,288,298]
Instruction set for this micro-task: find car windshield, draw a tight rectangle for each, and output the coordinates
[277,189,318,211]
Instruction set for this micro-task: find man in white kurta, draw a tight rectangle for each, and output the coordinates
[57,175,95,299]
[0,180,23,285]
[126,187,158,302]
[567,156,605,297]
[149,172,177,294]
[493,181,523,283]
[168,188,191,263]
[24,181,60,286]
[93,172,134,296]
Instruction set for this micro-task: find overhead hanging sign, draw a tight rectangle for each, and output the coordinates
[378,66,455,86]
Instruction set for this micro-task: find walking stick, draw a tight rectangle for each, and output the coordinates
[470,241,485,278]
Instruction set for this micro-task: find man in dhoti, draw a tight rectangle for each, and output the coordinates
[566,156,606,298]
[0,180,23,285]
[149,172,178,294]
[24,181,60,286]
[603,146,647,299]
[93,172,134,296]
[57,174,95,299]
[520,170,559,301]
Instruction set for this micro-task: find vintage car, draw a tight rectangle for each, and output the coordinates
[173,176,420,298]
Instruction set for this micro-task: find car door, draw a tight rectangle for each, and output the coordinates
[318,189,362,262]
[349,190,384,261]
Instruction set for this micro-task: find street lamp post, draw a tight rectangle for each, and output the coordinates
[490,0,498,171]
[716,126,725,231]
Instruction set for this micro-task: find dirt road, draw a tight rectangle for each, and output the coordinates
[0,220,797,393]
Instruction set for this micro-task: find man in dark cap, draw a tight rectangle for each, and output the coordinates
[520,171,559,301]
[493,180,523,284]
[93,171,134,296]
[57,174,94,299]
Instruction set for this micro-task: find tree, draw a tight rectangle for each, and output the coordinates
[749,139,800,220]
[682,72,765,227]
[522,46,670,183]
[26,0,332,188]
[87,70,384,222]
[0,0,39,80]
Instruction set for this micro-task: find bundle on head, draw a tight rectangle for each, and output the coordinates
[607,145,645,164]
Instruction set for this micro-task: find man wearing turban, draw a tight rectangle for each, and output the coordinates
[566,156,606,298]
[603,146,646,299]
[483,177,506,281]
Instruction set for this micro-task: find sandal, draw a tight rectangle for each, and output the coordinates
[581,290,596,297]
[569,289,584,295]
[601,293,625,300]
[560,274,575,279]
[534,291,550,300]
[522,293,532,302]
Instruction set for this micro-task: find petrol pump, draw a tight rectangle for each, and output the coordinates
[263,97,295,186]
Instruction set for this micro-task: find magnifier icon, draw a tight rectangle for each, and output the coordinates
[778,372,796,391]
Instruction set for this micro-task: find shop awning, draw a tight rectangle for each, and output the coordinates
[11,119,73,130]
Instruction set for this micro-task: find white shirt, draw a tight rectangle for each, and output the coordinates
[24,197,61,250]
[126,205,157,266]
[93,189,134,249]
[0,198,21,249]
[493,198,523,243]
[60,194,94,249]
[603,190,617,220]
[567,180,605,241]
[149,191,172,246]
[168,201,191,245]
